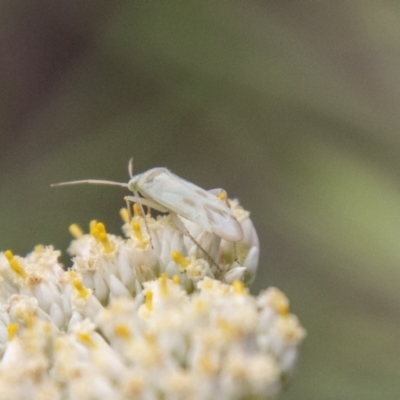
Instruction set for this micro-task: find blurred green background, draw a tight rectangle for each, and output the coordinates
[1,1,400,398]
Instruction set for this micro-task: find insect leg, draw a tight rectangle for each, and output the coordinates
[125,194,169,249]
[232,242,242,265]
[125,198,133,221]
[124,196,169,213]
[169,212,223,276]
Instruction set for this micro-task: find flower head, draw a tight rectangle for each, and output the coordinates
[0,196,305,399]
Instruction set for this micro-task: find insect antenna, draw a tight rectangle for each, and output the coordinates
[51,179,129,188]
[128,158,134,179]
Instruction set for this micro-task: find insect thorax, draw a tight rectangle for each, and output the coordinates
[127,176,139,193]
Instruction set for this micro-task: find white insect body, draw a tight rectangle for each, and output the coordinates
[127,168,243,242]
[52,166,244,243]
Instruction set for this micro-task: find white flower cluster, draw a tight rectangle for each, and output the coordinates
[0,200,306,400]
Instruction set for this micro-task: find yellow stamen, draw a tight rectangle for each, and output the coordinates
[26,313,35,329]
[160,274,168,296]
[63,270,80,283]
[9,259,27,278]
[99,232,113,252]
[120,208,130,223]
[114,324,131,339]
[218,191,227,201]
[77,332,96,348]
[7,323,18,341]
[173,275,180,285]
[89,220,97,232]
[199,356,217,374]
[144,331,156,344]
[69,223,84,239]
[171,251,190,269]
[54,337,63,352]
[194,299,206,313]
[43,322,52,335]
[217,318,230,332]
[217,318,240,339]
[96,222,106,234]
[232,280,245,294]
[5,250,26,278]
[132,221,144,240]
[27,276,42,286]
[4,250,13,261]
[91,227,99,239]
[145,290,153,311]
[276,298,289,315]
[132,221,149,248]
[91,222,113,253]
[203,278,214,290]
[34,244,44,253]
[72,279,91,299]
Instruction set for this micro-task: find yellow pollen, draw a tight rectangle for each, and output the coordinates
[172,251,190,269]
[72,279,91,299]
[69,223,84,239]
[232,280,245,294]
[77,332,96,348]
[5,250,26,278]
[7,323,18,340]
[173,275,180,285]
[145,290,153,311]
[133,203,143,217]
[120,208,130,223]
[114,324,131,339]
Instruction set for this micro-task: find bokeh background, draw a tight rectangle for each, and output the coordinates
[1,1,400,398]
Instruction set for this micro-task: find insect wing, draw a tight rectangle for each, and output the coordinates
[202,198,244,242]
[138,169,243,242]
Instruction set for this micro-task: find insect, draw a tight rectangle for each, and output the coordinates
[52,162,244,244]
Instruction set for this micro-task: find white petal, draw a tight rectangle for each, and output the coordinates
[93,273,109,303]
[224,266,247,283]
[49,302,67,328]
[109,274,131,299]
